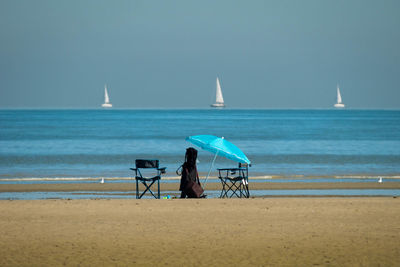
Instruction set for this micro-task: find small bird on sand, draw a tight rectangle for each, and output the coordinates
[100,178,105,184]
[378,177,383,183]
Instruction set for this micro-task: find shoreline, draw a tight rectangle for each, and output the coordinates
[1,174,400,181]
[1,181,400,193]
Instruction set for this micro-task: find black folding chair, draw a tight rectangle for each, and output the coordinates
[130,159,166,199]
[218,163,250,198]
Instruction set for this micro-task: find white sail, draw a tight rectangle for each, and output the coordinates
[334,84,345,108]
[104,85,110,104]
[216,78,224,104]
[336,84,342,104]
[211,77,225,108]
[102,84,112,108]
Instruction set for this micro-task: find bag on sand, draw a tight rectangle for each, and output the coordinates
[185,180,204,198]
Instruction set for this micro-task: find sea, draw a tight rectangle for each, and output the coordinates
[1,109,400,199]
[1,109,399,181]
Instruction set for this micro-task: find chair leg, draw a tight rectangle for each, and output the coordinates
[139,180,159,199]
[219,179,229,198]
[138,182,147,199]
[244,178,250,198]
[136,179,139,199]
[232,184,241,198]
[226,182,241,198]
[157,179,160,199]
[140,181,151,199]
[220,186,225,198]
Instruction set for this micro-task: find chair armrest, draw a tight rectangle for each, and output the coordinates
[158,167,167,174]
[130,168,138,175]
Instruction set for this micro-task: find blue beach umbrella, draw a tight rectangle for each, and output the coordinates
[186,135,251,186]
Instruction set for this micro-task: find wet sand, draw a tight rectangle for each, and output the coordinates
[1,181,400,193]
[0,198,399,266]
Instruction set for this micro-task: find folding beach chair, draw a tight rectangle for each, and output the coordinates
[218,163,250,198]
[130,159,166,199]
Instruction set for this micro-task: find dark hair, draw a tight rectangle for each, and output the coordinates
[185,147,198,168]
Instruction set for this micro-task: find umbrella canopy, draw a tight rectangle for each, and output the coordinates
[186,135,251,164]
[186,135,251,188]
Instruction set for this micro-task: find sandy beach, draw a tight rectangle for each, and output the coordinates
[0,198,399,266]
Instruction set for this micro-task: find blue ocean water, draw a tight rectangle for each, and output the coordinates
[0,109,399,179]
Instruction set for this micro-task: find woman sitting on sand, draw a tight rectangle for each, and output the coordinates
[177,147,203,198]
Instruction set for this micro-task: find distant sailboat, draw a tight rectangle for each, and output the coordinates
[334,84,345,108]
[211,77,225,108]
[101,85,112,108]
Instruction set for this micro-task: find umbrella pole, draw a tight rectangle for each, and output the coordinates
[203,151,218,188]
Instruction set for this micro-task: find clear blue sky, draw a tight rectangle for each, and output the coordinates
[0,0,399,108]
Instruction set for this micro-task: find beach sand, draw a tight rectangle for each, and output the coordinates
[0,198,399,266]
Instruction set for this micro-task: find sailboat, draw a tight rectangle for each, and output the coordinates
[211,77,225,108]
[334,84,345,108]
[101,85,112,108]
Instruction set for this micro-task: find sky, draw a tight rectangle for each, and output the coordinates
[0,0,399,109]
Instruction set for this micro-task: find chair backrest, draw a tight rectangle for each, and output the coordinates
[239,163,250,168]
[238,162,249,178]
[136,159,159,169]
[135,159,161,179]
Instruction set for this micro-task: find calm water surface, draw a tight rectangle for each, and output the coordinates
[0,109,399,179]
